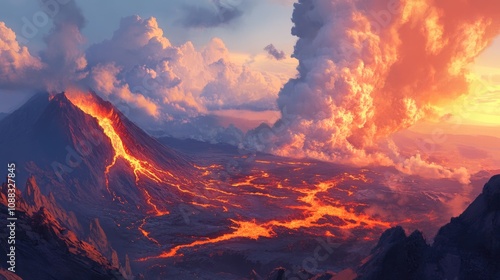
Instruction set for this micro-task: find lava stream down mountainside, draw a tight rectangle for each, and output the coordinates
[66,90,395,261]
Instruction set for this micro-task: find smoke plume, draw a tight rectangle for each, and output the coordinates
[264,44,286,60]
[86,16,283,131]
[0,1,87,91]
[258,0,500,183]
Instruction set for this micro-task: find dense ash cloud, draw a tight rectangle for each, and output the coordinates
[178,0,245,28]
[251,0,500,183]
[40,1,88,92]
[264,44,286,60]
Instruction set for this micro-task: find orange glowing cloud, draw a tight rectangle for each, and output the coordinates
[0,22,42,87]
[89,63,159,117]
[260,0,500,182]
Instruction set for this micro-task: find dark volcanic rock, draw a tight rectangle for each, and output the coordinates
[357,227,429,280]
[356,175,500,280]
[0,205,124,280]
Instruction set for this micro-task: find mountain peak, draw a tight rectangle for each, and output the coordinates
[483,174,500,211]
[356,175,500,279]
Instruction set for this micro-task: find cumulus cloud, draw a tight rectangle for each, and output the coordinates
[0,1,284,143]
[85,15,283,140]
[0,1,87,91]
[264,44,286,60]
[178,0,246,28]
[88,63,159,117]
[0,22,42,88]
[246,0,500,183]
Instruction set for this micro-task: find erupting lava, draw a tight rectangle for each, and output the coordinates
[142,172,391,260]
[66,91,170,214]
[66,90,392,262]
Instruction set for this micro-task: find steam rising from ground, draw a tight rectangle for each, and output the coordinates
[257,0,500,183]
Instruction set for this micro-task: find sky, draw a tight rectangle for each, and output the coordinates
[0,0,499,125]
[1,0,500,186]
[0,0,298,113]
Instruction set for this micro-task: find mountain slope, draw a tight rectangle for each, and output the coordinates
[0,92,201,208]
[356,175,500,280]
[0,91,208,278]
[0,112,8,121]
[0,205,124,280]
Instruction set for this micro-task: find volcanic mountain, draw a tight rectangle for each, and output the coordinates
[0,91,211,278]
[0,91,492,279]
[0,92,199,211]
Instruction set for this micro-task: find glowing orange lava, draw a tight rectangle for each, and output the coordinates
[141,172,391,260]
[67,92,173,217]
[138,218,160,245]
[66,91,392,262]
[139,220,274,260]
[143,189,170,216]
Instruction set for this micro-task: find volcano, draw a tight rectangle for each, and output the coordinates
[0,91,492,279]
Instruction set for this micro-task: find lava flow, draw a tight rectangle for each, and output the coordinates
[66,91,171,214]
[141,172,392,260]
[67,90,392,262]
[140,220,274,260]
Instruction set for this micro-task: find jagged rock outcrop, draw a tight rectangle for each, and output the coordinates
[430,174,500,279]
[21,176,82,234]
[87,219,134,279]
[357,175,500,280]
[88,218,113,257]
[356,227,429,280]
[0,204,124,280]
[262,175,500,280]
[0,176,131,280]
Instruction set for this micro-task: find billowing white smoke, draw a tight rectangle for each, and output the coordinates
[85,16,284,138]
[0,22,42,89]
[0,1,87,91]
[40,1,88,92]
[0,10,286,142]
[251,0,500,184]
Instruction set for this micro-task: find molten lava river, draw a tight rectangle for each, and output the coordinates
[67,91,444,274]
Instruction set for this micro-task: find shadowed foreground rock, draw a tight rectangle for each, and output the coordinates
[357,175,500,280]
[265,175,500,280]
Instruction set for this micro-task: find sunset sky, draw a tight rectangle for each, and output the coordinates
[1,0,500,183]
[1,0,499,125]
[0,0,298,113]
